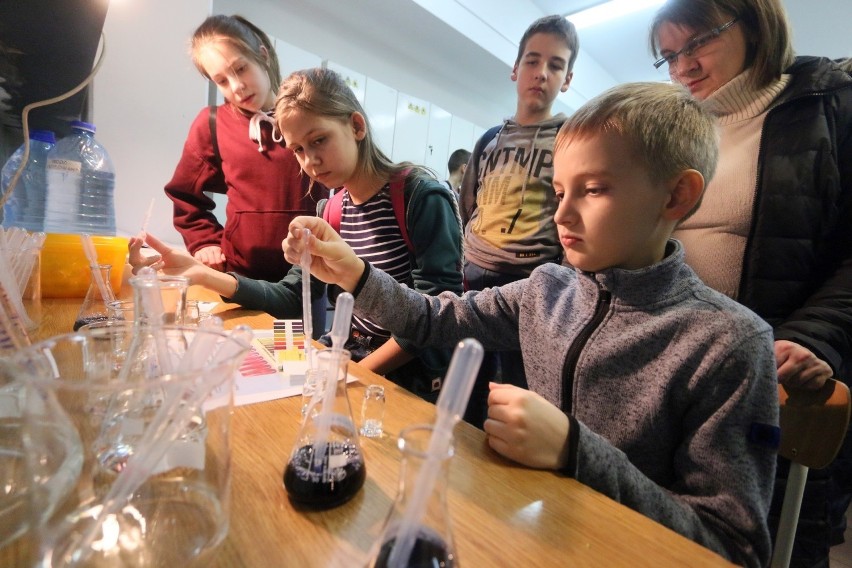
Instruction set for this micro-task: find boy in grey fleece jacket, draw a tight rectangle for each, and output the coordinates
[283,82,779,567]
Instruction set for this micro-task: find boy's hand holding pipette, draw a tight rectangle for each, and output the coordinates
[484,382,571,470]
[283,216,365,293]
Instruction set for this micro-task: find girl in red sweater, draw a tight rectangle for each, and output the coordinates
[164,14,326,282]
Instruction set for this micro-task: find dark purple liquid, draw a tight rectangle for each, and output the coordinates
[373,532,454,568]
[73,314,109,331]
[283,442,366,509]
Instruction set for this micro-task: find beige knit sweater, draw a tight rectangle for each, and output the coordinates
[673,71,790,299]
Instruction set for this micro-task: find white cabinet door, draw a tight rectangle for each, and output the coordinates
[449,116,476,156]
[325,61,367,104]
[424,104,452,178]
[392,91,430,165]
[363,77,398,159]
[275,38,323,78]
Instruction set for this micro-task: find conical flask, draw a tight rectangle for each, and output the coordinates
[73,263,115,330]
[283,348,366,509]
[368,424,457,568]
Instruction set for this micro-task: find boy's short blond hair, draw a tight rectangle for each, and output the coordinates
[557,82,718,217]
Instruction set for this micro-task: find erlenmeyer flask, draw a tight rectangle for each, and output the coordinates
[283,349,366,509]
[73,263,114,330]
[368,424,457,567]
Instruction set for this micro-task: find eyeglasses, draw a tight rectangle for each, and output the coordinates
[654,18,739,70]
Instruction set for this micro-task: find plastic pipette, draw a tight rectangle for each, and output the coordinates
[300,228,313,369]
[311,292,354,469]
[386,338,483,568]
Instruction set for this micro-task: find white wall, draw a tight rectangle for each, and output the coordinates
[213,0,505,128]
[96,0,499,246]
[95,0,209,244]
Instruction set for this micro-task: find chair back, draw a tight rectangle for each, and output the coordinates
[771,378,851,568]
[778,378,850,468]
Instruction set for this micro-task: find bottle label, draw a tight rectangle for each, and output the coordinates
[47,158,82,173]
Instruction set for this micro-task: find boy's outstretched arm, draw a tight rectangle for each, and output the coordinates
[283,216,366,293]
[484,382,571,469]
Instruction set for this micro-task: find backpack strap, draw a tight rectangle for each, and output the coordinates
[471,125,502,191]
[208,105,221,165]
[321,190,345,232]
[389,170,413,253]
[321,170,415,254]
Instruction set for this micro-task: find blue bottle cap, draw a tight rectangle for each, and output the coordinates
[29,129,56,144]
[69,120,96,133]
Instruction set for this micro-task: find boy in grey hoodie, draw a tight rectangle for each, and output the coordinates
[284,82,779,567]
[459,15,579,396]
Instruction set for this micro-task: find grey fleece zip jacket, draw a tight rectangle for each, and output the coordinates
[459,114,565,276]
[351,239,778,567]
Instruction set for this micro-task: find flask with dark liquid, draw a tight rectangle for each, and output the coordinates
[283,349,366,509]
[367,424,457,568]
[73,263,114,330]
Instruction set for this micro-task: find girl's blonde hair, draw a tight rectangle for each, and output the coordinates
[275,68,428,184]
[190,15,281,106]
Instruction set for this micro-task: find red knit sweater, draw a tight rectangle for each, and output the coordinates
[165,105,327,282]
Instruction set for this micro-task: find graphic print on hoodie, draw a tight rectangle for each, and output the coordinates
[464,113,566,276]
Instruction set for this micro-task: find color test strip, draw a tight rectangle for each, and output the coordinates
[273,319,306,368]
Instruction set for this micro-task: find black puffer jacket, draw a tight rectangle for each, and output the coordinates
[741,56,852,385]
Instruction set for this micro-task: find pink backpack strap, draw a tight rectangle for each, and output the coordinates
[321,190,346,233]
[323,169,414,253]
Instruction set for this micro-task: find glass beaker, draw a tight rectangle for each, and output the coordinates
[0,359,81,553]
[106,299,135,323]
[367,424,457,568]
[283,349,366,509]
[129,273,190,326]
[14,322,250,567]
[74,263,115,331]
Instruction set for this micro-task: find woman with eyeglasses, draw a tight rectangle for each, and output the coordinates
[650,1,852,566]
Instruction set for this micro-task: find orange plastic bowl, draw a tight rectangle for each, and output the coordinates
[41,233,129,298]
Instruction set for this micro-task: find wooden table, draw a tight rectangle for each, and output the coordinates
[6,286,733,567]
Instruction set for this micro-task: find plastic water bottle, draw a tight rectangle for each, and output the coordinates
[44,121,116,235]
[1,129,56,232]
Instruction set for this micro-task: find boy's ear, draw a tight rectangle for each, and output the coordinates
[511,63,519,82]
[663,169,705,221]
[560,71,574,93]
[351,112,367,141]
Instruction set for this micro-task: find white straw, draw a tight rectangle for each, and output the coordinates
[0,244,32,330]
[141,197,155,234]
[80,234,115,304]
[300,228,313,369]
[386,338,484,567]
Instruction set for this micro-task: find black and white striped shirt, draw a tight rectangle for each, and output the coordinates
[339,187,411,337]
